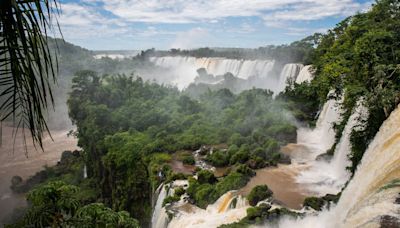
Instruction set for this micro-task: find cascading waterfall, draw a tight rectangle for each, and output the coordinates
[295,65,313,84]
[168,191,248,228]
[293,92,343,162]
[150,56,302,93]
[296,101,368,195]
[151,56,275,80]
[275,64,303,94]
[152,184,169,228]
[276,104,400,228]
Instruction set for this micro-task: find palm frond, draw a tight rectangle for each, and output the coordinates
[0,0,61,151]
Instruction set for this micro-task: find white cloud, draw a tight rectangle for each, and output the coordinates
[98,0,370,24]
[55,0,373,48]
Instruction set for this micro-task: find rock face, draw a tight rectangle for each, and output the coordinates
[380,215,400,228]
[315,153,333,162]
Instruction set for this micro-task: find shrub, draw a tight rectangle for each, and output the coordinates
[162,195,180,206]
[206,150,229,167]
[197,170,217,184]
[174,187,185,197]
[194,184,219,208]
[247,185,273,206]
[182,155,195,165]
[303,196,325,211]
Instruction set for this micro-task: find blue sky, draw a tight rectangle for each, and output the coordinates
[57,0,373,50]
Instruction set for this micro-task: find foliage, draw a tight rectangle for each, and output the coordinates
[186,165,255,208]
[182,154,196,165]
[162,195,180,207]
[303,193,340,211]
[247,185,273,206]
[197,170,217,184]
[8,181,139,228]
[67,71,296,222]
[150,38,316,64]
[174,187,185,197]
[0,0,60,148]
[282,0,400,172]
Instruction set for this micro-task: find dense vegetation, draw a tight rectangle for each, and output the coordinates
[281,0,400,172]
[247,185,273,206]
[9,1,400,227]
[187,165,255,208]
[63,71,297,224]
[8,181,139,228]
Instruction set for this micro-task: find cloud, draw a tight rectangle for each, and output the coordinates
[55,0,373,49]
[99,0,370,24]
[170,27,211,49]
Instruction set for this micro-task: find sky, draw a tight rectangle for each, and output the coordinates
[56,0,373,50]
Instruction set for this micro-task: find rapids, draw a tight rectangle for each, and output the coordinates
[275,104,400,228]
[167,191,248,228]
[296,100,368,195]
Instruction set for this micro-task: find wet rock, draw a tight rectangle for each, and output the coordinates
[395,193,400,204]
[380,215,400,228]
[316,153,333,162]
[279,154,291,164]
[11,176,23,186]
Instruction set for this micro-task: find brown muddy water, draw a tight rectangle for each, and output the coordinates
[0,125,78,225]
[239,164,310,210]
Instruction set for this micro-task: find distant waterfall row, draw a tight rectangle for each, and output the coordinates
[150,56,313,91]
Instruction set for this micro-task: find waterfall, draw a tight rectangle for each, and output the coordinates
[151,56,307,94]
[295,65,313,84]
[276,104,400,228]
[275,64,303,94]
[296,101,368,195]
[150,56,276,90]
[168,191,248,228]
[151,56,275,80]
[152,184,169,228]
[293,91,343,162]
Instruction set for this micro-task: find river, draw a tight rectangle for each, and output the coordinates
[0,125,78,225]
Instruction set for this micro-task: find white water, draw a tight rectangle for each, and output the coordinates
[150,56,303,92]
[275,64,303,94]
[152,184,169,228]
[168,191,249,228]
[294,92,343,162]
[295,65,313,84]
[276,104,400,228]
[297,101,368,195]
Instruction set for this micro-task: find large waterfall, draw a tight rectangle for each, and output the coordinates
[152,184,169,228]
[276,64,303,93]
[277,104,400,228]
[296,101,368,195]
[150,56,305,92]
[293,92,343,162]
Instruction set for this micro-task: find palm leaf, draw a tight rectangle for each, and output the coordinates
[0,0,61,151]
